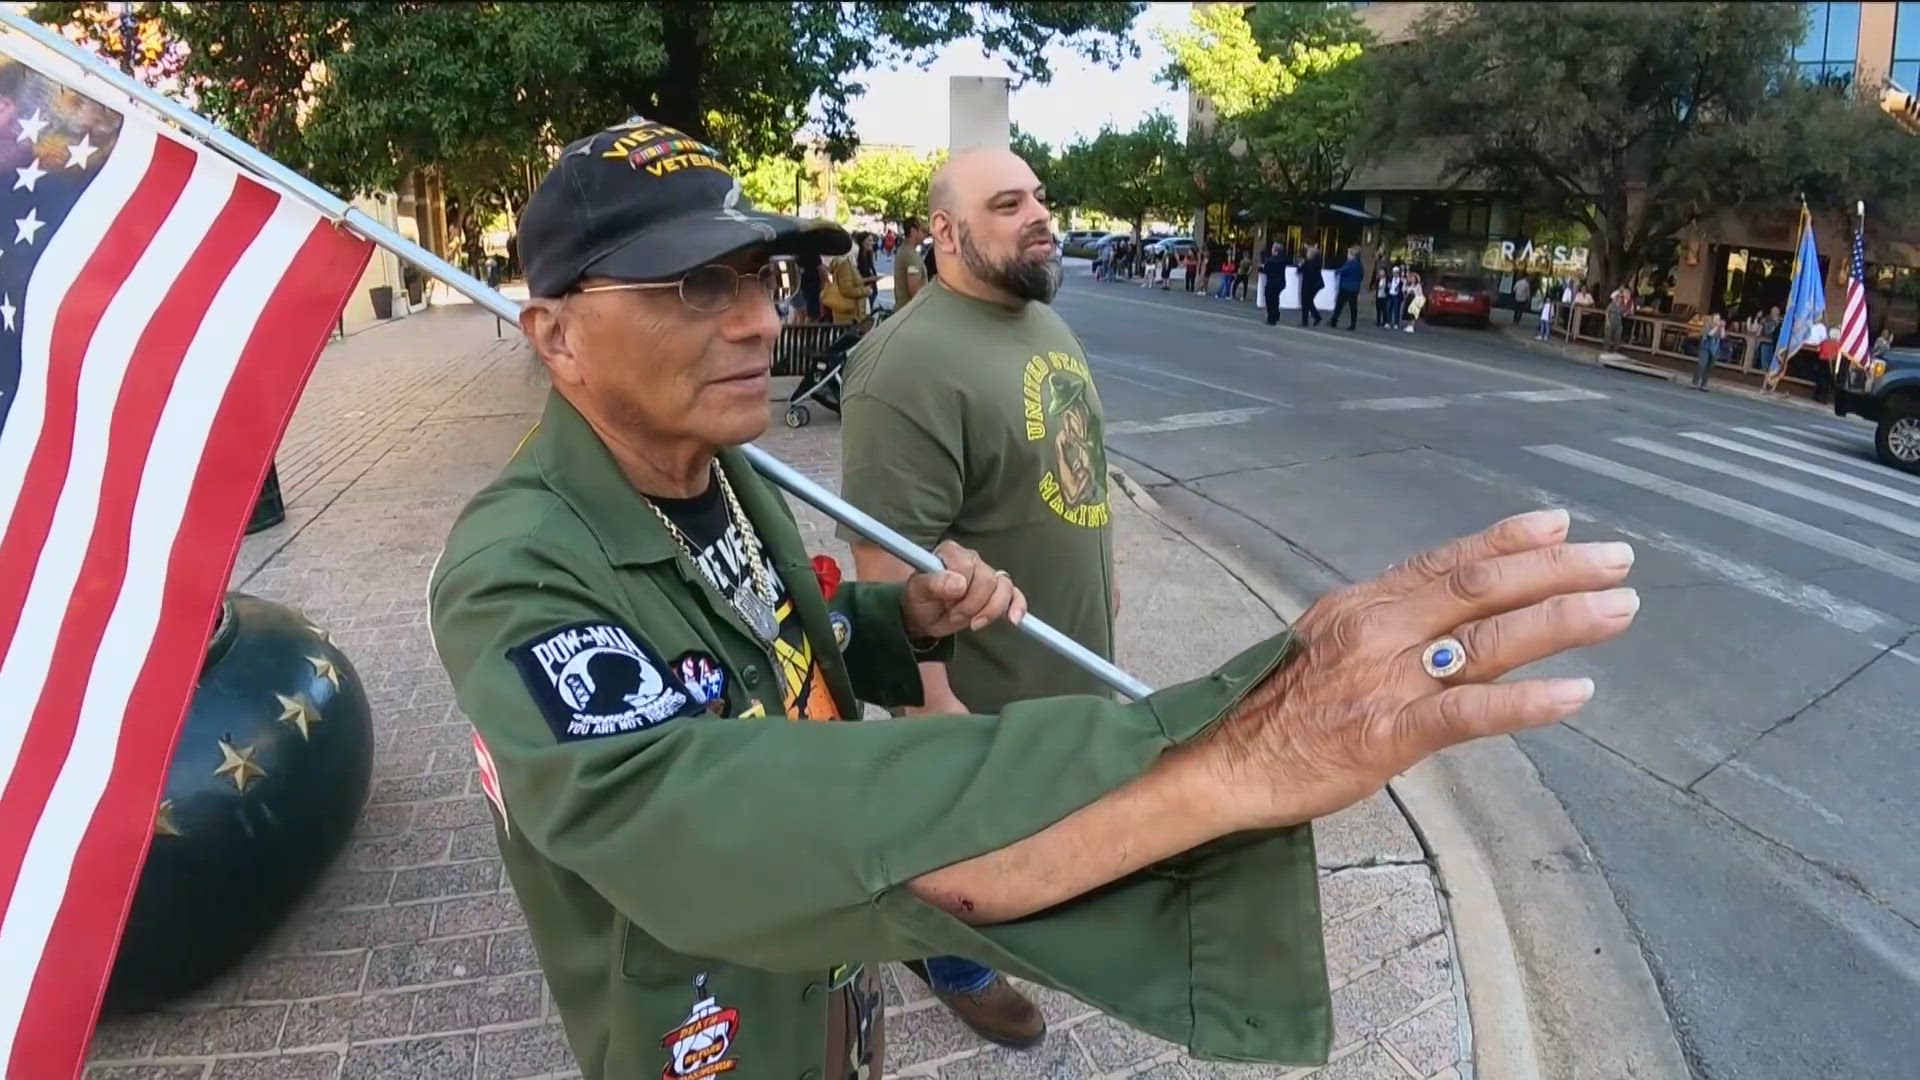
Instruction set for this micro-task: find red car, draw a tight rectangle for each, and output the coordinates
[1422,274,1493,327]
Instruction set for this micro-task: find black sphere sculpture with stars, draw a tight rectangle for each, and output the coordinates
[104,593,374,1015]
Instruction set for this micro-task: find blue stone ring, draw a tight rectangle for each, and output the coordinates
[1421,636,1468,680]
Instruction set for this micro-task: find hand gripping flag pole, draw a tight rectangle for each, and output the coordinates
[0,10,1156,702]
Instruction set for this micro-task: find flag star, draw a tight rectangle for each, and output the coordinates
[14,208,43,246]
[65,134,97,170]
[0,295,16,333]
[212,739,267,793]
[307,654,341,691]
[15,109,47,144]
[14,159,45,192]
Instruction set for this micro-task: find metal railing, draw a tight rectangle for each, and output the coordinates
[1554,305,1813,385]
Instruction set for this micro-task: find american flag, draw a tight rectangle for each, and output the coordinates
[0,40,370,1076]
[1837,212,1870,367]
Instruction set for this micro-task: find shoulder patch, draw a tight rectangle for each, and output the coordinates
[508,621,693,742]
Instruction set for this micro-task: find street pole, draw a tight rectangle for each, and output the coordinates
[0,8,1155,702]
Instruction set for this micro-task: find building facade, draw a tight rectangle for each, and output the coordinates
[1187,2,1920,341]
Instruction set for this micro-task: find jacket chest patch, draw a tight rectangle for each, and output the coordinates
[661,973,740,1078]
[508,621,694,741]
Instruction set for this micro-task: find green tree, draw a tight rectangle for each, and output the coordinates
[836,147,943,223]
[1010,125,1087,228]
[32,2,1145,258]
[1067,112,1186,240]
[1375,2,1920,290]
[1158,1,1374,231]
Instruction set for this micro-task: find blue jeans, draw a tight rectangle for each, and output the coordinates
[1755,340,1776,375]
[1215,274,1234,298]
[923,955,997,995]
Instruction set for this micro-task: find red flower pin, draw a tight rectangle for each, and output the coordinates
[811,554,842,602]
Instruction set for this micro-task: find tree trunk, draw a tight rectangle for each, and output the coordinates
[651,4,710,139]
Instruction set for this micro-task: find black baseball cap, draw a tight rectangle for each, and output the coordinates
[518,118,850,298]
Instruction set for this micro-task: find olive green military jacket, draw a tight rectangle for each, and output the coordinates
[428,391,1330,1080]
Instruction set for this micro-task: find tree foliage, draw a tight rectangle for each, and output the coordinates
[1060,111,1186,236]
[1158,2,1374,227]
[1376,2,1920,289]
[836,147,943,223]
[31,1,1144,260]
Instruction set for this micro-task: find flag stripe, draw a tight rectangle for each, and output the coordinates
[1,206,366,1072]
[0,130,184,749]
[0,166,265,951]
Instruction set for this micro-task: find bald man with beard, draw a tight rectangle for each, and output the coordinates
[837,148,1116,1050]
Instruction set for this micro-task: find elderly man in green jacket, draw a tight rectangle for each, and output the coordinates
[428,118,1641,1080]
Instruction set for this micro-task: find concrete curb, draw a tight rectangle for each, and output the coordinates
[1110,467,1689,1080]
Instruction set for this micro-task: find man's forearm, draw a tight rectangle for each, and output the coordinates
[907,737,1227,924]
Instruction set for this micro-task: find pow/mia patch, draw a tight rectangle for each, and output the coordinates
[672,651,728,708]
[828,611,852,652]
[508,622,692,742]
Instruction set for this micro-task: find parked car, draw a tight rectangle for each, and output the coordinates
[1062,230,1110,258]
[1423,274,1493,327]
[1145,236,1197,259]
[1834,346,1920,474]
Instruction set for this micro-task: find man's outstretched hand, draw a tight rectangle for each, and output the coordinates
[1198,508,1637,831]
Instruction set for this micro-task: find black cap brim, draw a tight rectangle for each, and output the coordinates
[579,207,852,285]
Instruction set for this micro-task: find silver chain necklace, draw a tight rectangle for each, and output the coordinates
[646,464,783,644]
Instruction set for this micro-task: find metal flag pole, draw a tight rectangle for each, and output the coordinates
[1,11,1154,701]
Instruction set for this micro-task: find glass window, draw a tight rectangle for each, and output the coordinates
[1796,2,1861,86]
[1894,2,1920,91]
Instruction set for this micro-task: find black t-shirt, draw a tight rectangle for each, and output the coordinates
[650,482,838,720]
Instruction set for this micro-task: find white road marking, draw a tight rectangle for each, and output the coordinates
[1090,352,1292,408]
[1107,407,1272,436]
[1337,387,1609,411]
[1773,424,1870,450]
[1678,431,1920,508]
[1446,457,1897,637]
[1068,285,1574,389]
[1712,760,1845,826]
[1240,343,1394,381]
[1615,436,1920,541]
[1728,427,1920,489]
[1529,444,1920,584]
[1339,395,1451,411]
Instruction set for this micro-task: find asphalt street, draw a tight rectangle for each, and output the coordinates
[1048,264,1920,1079]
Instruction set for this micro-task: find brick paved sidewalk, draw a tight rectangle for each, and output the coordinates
[85,303,1471,1080]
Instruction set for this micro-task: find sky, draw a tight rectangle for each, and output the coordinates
[843,2,1191,153]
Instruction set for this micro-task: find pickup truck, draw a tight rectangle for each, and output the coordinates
[1834,346,1920,474]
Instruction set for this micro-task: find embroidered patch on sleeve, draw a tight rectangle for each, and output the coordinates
[507,621,694,742]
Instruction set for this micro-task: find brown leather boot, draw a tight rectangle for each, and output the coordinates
[914,967,1047,1050]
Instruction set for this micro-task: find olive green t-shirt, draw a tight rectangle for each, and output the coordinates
[839,280,1114,712]
[892,245,926,306]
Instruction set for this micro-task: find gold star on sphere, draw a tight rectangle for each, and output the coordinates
[276,691,320,740]
[213,739,266,793]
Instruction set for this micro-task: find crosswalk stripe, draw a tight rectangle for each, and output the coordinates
[1107,407,1271,435]
[1677,431,1920,508]
[1727,426,1920,490]
[1774,423,1869,450]
[1527,444,1920,584]
[1615,436,1920,540]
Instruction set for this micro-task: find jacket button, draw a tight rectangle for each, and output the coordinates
[743,666,762,687]
[801,981,822,1003]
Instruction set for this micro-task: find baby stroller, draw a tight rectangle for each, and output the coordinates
[784,307,888,428]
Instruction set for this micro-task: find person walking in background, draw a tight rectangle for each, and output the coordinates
[1331,245,1364,330]
[823,232,876,321]
[1373,266,1389,327]
[1235,249,1252,300]
[893,217,929,308]
[1536,286,1555,340]
[1402,271,1425,333]
[1512,274,1531,325]
[841,147,1115,1050]
[1386,264,1405,329]
[1755,305,1782,376]
[1298,245,1324,327]
[1692,312,1725,390]
[1604,283,1632,351]
[1215,250,1237,298]
[856,230,878,283]
[1183,250,1199,292]
[1262,242,1287,326]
